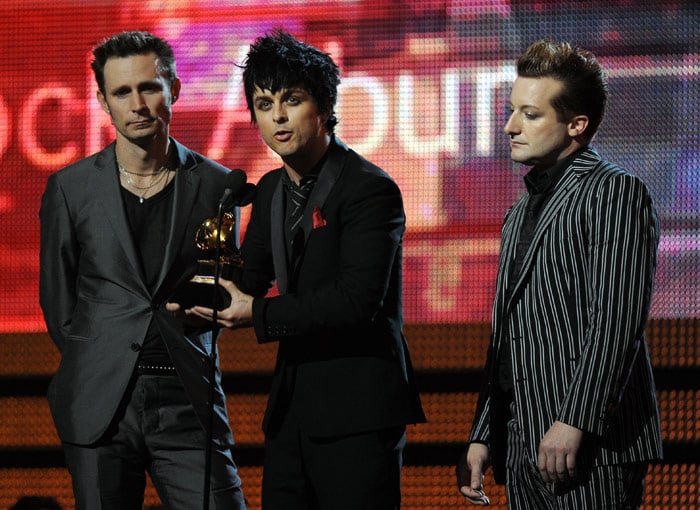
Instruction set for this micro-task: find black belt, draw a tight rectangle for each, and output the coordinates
[136,363,177,376]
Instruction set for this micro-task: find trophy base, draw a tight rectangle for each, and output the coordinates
[171,276,232,310]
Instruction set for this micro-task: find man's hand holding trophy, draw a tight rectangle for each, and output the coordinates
[171,170,255,310]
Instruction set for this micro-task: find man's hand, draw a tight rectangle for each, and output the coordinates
[537,420,584,483]
[189,278,254,329]
[165,301,211,328]
[457,443,491,505]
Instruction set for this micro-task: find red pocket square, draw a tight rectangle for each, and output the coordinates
[312,206,327,229]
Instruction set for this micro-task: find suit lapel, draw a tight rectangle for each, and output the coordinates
[90,145,149,293]
[289,139,345,278]
[156,142,200,290]
[495,194,526,318]
[505,148,602,308]
[300,139,345,244]
[270,177,289,293]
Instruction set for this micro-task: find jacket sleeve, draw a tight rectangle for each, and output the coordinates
[557,172,659,436]
[39,173,80,352]
[469,339,494,444]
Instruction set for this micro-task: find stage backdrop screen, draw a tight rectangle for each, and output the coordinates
[0,1,698,332]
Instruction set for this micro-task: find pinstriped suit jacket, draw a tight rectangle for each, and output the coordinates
[470,147,663,483]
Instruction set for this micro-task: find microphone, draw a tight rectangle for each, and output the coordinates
[204,167,248,508]
[218,169,247,206]
[234,182,256,206]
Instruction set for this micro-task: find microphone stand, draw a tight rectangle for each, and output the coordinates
[203,199,227,509]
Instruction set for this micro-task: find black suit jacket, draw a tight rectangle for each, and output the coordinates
[39,139,234,446]
[238,137,425,437]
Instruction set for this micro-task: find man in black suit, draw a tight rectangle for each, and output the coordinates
[188,30,426,509]
[39,31,246,509]
[457,40,662,508]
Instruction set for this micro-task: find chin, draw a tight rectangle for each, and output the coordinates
[510,155,531,165]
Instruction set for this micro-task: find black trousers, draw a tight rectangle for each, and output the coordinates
[262,402,406,510]
[63,373,246,510]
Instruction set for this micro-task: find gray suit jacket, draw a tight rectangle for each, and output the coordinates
[470,147,663,482]
[39,139,234,446]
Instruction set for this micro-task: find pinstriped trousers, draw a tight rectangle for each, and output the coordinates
[505,402,647,509]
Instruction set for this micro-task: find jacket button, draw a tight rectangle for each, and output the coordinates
[130,343,141,352]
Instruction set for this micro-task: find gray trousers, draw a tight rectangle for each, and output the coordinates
[63,373,246,510]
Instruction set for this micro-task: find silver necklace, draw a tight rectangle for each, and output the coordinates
[118,162,170,203]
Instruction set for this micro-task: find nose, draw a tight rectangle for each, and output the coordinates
[129,92,147,112]
[272,103,287,123]
[504,112,518,135]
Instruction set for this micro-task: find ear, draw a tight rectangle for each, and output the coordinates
[319,105,331,126]
[170,78,182,104]
[567,114,589,137]
[97,90,111,115]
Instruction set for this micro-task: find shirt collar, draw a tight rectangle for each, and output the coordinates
[281,144,330,190]
[524,147,587,195]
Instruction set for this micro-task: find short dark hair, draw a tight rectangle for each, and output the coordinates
[241,29,340,133]
[91,31,177,96]
[517,39,608,139]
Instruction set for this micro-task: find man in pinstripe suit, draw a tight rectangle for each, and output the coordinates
[457,40,663,508]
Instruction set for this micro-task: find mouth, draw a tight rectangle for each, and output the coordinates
[128,118,156,128]
[273,130,292,141]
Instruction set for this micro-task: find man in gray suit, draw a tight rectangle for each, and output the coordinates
[39,31,246,509]
[457,40,662,508]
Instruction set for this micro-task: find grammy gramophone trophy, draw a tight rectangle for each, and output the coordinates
[173,210,242,309]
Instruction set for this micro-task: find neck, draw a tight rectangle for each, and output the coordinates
[283,134,331,185]
[115,135,171,173]
[531,141,585,173]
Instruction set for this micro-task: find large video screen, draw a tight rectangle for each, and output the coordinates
[0,0,698,331]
